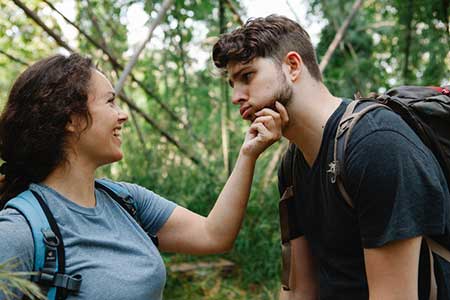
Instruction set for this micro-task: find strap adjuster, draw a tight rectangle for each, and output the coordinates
[54,273,82,292]
[31,267,56,285]
[32,269,82,293]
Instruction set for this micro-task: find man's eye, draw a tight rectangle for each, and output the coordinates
[242,72,253,82]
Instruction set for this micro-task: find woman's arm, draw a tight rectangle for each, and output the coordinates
[158,102,288,254]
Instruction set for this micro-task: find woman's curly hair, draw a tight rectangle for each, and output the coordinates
[0,53,94,206]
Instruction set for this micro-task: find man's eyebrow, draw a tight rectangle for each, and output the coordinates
[229,66,251,82]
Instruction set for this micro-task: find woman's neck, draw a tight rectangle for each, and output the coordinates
[42,161,97,208]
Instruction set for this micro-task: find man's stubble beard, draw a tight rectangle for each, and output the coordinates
[272,71,293,108]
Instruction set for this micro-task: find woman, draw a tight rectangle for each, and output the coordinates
[0,53,287,299]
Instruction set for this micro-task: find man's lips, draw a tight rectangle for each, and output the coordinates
[240,105,252,119]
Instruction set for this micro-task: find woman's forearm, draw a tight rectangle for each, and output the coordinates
[204,150,257,252]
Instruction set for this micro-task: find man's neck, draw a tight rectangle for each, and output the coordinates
[283,82,341,167]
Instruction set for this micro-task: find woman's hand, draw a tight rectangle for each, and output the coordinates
[157,101,289,255]
[241,101,289,159]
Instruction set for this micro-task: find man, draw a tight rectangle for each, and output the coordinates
[212,15,450,299]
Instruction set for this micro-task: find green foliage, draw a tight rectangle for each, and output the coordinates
[0,259,45,300]
[314,0,449,97]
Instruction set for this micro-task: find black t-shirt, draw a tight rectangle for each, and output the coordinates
[278,99,450,299]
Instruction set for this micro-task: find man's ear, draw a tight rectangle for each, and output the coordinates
[284,51,302,82]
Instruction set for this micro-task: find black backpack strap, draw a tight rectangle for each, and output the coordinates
[7,190,82,300]
[30,191,82,300]
[94,179,159,247]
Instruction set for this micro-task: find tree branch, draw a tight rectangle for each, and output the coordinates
[257,140,289,200]
[402,0,414,82]
[52,0,208,149]
[128,106,151,155]
[285,0,301,23]
[115,0,174,95]
[219,0,232,176]
[118,92,204,168]
[42,0,189,131]
[0,50,28,66]
[12,0,73,52]
[224,0,244,26]
[13,0,208,171]
[319,0,364,72]
[174,11,191,125]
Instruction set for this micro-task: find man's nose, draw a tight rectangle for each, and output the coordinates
[231,86,248,105]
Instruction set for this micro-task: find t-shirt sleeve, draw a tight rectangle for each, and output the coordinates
[345,129,449,248]
[118,182,177,236]
[0,208,34,271]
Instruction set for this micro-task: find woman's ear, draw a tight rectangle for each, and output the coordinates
[284,51,302,82]
[66,115,81,133]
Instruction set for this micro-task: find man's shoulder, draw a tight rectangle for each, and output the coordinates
[351,102,421,140]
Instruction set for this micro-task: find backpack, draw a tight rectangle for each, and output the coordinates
[4,179,158,300]
[279,85,450,297]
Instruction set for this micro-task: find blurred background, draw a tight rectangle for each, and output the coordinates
[0,0,449,299]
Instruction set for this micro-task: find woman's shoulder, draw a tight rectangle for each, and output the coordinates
[0,207,31,232]
[0,208,34,270]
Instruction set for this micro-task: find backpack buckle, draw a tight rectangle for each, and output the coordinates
[31,267,57,285]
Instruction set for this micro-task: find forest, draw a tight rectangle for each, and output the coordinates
[0,0,449,299]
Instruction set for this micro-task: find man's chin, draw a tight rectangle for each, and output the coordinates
[244,115,256,123]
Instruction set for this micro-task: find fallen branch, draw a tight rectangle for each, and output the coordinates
[168,259,235,277]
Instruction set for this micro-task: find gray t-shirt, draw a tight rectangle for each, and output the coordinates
[0,180,177,300]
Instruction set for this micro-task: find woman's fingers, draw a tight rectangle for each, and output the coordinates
[241,102,288,158]
[275,101,289,128]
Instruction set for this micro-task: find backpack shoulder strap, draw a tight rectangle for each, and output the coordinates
[95,179,137,216]
[331,99,389,208]
[95,179,159,246]
[6,191,53,277]
[332,98,450,299]
[279,143,299,291]
[6,190,82,300]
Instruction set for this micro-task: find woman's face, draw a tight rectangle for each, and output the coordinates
[69,69,128,167]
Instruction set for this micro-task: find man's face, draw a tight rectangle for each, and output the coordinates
[227,57,292,122]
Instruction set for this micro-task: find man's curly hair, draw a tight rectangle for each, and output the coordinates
[213,14,322,82]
